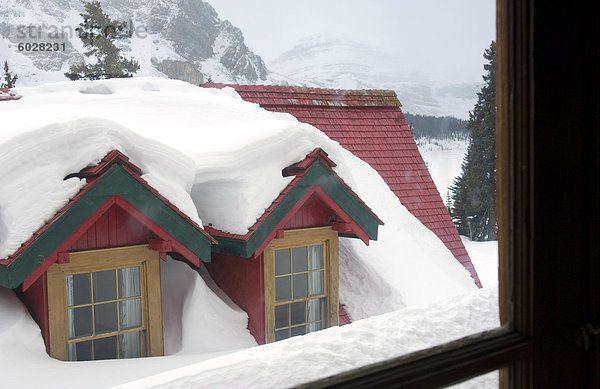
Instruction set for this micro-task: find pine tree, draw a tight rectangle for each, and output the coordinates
[450,41,497,241]
[65,1,139,80]
[1,61,18,88]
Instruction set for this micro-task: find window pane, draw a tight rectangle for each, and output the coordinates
[275,304,289,329]
[68,306,93,339]
[68,340,92,361]
[119,331,142,359]
[95,302,118,334]
[118,267,140,298]
[309,271,324,296]
[292,246,308,272]
[94,336,118,360]
[290,301,306,326]
[307,299,322,322]
[307,322,322,333]
[119,298,142,330]
[308,244,324,270]
[275,276,291,302]
[66,273,91,307]
[291,325,306,337]
[275,249,291,276]
[93,269,117,302]
[293,273,308,299]
[275,329,290,341]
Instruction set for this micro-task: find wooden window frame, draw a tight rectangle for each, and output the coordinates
[47,245,164,361]
[264,227,339,343]
[300,1,600,387]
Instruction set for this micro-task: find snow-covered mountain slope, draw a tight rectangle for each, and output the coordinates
[268,34,481,119]
[0,0,267,85]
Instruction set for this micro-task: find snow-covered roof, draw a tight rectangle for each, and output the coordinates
[0,88,19,101]
[205,83,480,287]
[0,77,475,311]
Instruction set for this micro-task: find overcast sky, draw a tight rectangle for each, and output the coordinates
[207,0,495,83]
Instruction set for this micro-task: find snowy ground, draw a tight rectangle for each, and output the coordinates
[417,137,469,205]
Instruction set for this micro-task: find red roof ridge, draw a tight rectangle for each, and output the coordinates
[68,150,142,182]
[282,147,336,176]
[203,83,402,108]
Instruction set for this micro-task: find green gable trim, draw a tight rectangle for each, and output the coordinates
[211,161,381,258]
[0,165,213,289]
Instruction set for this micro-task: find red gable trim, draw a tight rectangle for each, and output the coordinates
[252,185,372,259]
[21,195,201,290]
[282,147,336,176]
[90,152,214,244]
[78,149,142,180]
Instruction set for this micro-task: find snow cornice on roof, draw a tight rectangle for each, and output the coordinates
[206,148,383,259]
[0,150,215,290]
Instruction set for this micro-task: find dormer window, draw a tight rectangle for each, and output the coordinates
[263,227,339,343]
[47,245,164,361]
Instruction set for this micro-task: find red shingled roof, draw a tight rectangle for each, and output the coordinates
[339,304,352,326]
[205,84,481,287]
[0,88,20,101]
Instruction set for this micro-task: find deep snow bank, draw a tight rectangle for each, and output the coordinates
[1,77,475,317]
[114,287,500,389]
[160,258,257,355]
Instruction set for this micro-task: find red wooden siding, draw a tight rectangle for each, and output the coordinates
[283,193,335,230]
[70,203,155,251]
[204,253,266,344]
[17,274,50,353]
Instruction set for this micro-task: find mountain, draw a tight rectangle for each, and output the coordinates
[1,3,478,118]
[0,0,268,85]
[268,34,481,119]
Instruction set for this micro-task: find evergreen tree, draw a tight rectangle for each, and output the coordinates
[65,1,139,80]
[450,41,497,241]
[1,61,18,88]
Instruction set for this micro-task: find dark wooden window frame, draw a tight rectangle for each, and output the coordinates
[303,0,600,387]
